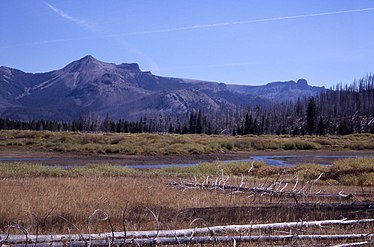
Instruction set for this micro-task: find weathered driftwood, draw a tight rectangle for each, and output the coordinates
[183,202,374,211]
[173,182,354,199]
[3,234,374,246]
[332,241,373,247]
[1,218,373,244]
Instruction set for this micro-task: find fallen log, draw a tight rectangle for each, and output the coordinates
[173,182,354,199]
[1,218,373,244]
[332,241,372,247]
[181,201,374,211]
[2,234,374,246]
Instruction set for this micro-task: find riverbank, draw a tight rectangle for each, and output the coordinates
[1,149,374,167]
[1,131,373,157]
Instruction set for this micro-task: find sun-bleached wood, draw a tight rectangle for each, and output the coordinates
[1,218,373,244]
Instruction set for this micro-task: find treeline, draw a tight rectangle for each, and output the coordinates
[233,74,374,136]
[0,110,218,135]
[1,75,373,136]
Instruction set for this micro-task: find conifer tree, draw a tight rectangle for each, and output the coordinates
[305,97,317,135]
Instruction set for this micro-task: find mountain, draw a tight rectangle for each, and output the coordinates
[0,55,325,121]
[227,79,322,102]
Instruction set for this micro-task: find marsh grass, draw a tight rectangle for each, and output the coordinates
[157,157,374,187]
[0,158,373,237]
[1,130,374,155]
[1,158,373,185]
[0,163,141,178]
[0,176,372,236]
[0,176,372,233]
[0,163,66,177]
[325,158,374,186]
[0,176,252,234]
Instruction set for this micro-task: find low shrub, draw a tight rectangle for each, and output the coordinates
[104,145,121,154]
[59,135,76,144]
[324,158,374,186]
[220,142,234,151]
[326,158,374,179]
[255,165,283,177]
[0,130,373,157]
[186,143,205,154]
[82,143,105,153]
[6,140,24,146]
[13,131,39,139]
[68,164,137,177]
[290,164,328,180]
[361,173,374,186]
[0,163,66,177]
[164,143,189,155]
[283,140,322,150]
[250,139,282,150]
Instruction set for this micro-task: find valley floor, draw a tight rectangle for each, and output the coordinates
[1,172,373,246]
[1,131,373,245]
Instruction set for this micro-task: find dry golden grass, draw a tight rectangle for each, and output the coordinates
[1,175,373,236]
[0,142,373,245]
[0,176,249,234]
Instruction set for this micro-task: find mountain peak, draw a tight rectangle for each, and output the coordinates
[297,78,309,89]
[117,63,141,73]
[63,55,107,73]
[297,78,308,85]
[79,55,98,62]
[76,55,102,65]
[62,55,141,74]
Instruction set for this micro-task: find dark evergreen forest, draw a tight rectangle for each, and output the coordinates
[1,75,373,136]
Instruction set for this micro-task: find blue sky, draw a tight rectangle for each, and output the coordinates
[1,1,374,87]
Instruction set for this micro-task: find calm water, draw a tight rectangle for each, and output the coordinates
[123,155,367,168]
[0,155,370,169]
[250,155,360,166]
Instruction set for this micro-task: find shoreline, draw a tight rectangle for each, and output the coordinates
[0,149,373,166]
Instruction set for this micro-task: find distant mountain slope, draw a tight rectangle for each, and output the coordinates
[0,55,324,121]
[227,79,324,102]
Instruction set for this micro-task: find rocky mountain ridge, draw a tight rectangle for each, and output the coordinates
[0,55,325,121]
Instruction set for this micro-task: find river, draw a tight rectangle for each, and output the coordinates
[1,154,372,168]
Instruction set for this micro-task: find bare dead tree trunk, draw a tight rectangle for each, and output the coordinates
[2,219,373,245]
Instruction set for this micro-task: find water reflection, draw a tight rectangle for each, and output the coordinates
[127,155,367,168]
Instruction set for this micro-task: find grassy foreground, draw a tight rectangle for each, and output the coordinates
[1,131,373,244]
[1,130,374,155]
[0,158,373,236]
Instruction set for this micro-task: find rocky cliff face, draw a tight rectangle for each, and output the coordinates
[226,79,324,102]
[0,55,324,121]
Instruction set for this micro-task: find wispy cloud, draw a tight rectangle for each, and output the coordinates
[122,7,374,35]
[44,2,97,32]
[0,37,91,49]
[3,6,374,49]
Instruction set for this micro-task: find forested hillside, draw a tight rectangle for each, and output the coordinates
[1,75,373,136]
